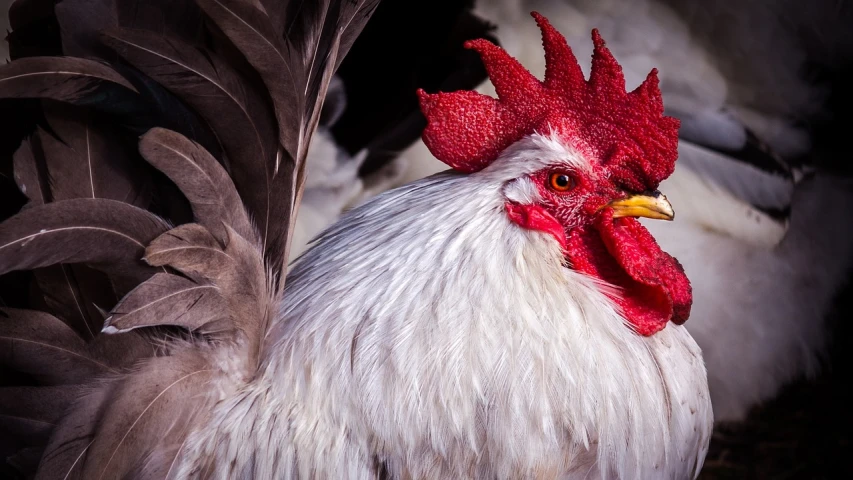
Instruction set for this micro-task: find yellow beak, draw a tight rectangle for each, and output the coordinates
[607,191,675,221]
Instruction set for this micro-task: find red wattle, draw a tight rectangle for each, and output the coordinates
[565,209,692,335]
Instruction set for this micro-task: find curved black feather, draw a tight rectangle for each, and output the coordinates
[0,385,80,445]
[0,57,138,104]
[102,28,278,198]
[0,308,115,384]
[194,0,381,274]
[0,198,169,287]
[106,272,228,334]
[138,128,254,243]
[9,105,155,339]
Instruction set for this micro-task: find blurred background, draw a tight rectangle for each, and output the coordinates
[3,0,853,478]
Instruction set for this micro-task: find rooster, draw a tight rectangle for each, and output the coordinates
[0,3,711,478]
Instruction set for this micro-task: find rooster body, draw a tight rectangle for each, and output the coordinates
[175,135,711,478]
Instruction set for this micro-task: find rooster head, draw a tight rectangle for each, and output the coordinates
[417,12,690,336]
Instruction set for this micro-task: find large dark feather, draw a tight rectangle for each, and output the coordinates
[194,0,380,274]
[35,106,151,206]
[31,264,116,341]
[55,0,205,58]
[144,223,230,282]
[0,54,220,162]
[137,127,253,244]
[0,308,116,385]
[48,2,222,157]
[102,29,278,192]
[0,198,168,287]
[111,64,225,163]
[0,57,138,104]
[11,106,154,339]
[0,386,79,446]
[0,304,153,380]
[106,272,229,334]
[194,0,304,156]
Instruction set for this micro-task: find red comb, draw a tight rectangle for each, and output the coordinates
[418,12,680,192]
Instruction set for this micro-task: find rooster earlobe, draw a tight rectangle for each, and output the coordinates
[531,12,585,94]
[588,29,627,96]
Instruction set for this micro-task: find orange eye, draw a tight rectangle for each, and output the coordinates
[548,172,574,192]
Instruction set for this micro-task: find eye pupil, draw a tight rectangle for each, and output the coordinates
[549,173,573,191]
